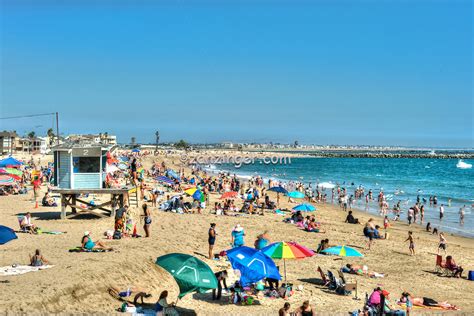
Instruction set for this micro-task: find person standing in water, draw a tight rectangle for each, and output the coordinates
[459,205,465,225]
[405,231,415,256]
[439,204,444,221]
[420,205,425,224]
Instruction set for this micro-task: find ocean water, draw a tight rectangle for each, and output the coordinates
[207,158,474,238]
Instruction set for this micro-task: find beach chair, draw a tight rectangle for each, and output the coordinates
[338,270,359,300]
[327,270,338,290]
[317,266,330,286]
[434,255,445,274]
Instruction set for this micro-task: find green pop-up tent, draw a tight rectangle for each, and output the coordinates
[156,253,218,298]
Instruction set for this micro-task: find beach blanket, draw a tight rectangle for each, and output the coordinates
[0,265,53,276]
[397,302,452,311]
[69,247,112,253]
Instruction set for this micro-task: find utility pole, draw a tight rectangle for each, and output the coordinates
[155,131,160,152]
[56,112,60,145]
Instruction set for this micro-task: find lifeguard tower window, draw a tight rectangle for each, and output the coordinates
[73,157,100,173]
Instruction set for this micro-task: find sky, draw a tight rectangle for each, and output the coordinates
[0,0,472,147]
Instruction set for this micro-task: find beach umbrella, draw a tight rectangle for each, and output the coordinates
[132,148,140,153]
[317,182,336,190]
[321,246,363,257]
[0,174,16,186]
[226,246,281,285]
[287,191,305,199]
[156,253,218,298]
[261,242,314,284]
[220,191,238,199]
[268,186,288,194]
[0,225,17,245]
[5,168,22,176]
[192,190,203,200]
[0,157,23,167]
[292,203,316,212]
[184,187,198,195]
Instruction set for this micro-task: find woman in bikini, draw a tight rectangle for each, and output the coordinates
[143,204,151,238]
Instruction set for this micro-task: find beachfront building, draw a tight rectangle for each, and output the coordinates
[0,131,18,155]
[53,142,115,189]
[66,133,117,145]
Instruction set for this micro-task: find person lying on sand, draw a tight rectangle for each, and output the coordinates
[29,249,50,267]
[399,292,459,310]
[341,264,385,278]
[81,231,113,251]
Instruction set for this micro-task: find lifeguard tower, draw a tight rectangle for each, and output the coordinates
[52,142,128,219]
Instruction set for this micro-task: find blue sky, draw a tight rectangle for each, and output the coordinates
[0,0,472,147]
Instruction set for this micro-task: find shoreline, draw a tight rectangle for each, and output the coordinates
[201,162,474,240]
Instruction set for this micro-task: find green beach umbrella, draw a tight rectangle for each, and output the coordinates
[156,253,218,298]
[5,168,22,176]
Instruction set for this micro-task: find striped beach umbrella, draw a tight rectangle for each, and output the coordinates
[261,241,315,283]
[5,168,22,176]
[321,245,363,257]
[0,174,16,186]
[292,203,316,212]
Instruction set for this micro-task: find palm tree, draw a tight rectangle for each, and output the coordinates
[47,128,55,145]
[28,131,36,139]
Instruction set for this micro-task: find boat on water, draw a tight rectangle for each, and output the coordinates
[456,159,472,169]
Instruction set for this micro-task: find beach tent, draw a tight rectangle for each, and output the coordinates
[287,191,305,199]
[321,245,363,257]
[261,241,314,283]
[268,186,288,194]
[0,157,23,167]
[226,246,281,285]
[156,253,217,298]
[292,203,316,212]
[0,225,18,245]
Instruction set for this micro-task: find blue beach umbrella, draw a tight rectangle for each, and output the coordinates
[268,186,288,194]
[226,246,281,285]
[287,191,305,199]
[321,245,363,257]
[292,203,316,212]
[132,148,140,153]
[0,225,18,245]
[192,190,203,200]
[0,157,23,167]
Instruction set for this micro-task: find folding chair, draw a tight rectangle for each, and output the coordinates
[317,266,330,286]
[338,270,359,300]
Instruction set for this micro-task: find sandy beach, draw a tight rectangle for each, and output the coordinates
[1,152,473,315]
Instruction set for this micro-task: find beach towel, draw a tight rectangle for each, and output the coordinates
[0,265,53,276]
[69,247,112,253]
